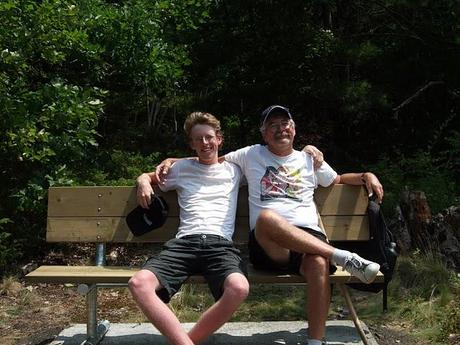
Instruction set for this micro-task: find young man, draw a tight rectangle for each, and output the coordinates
[223,105,383,345]
[157,105,384,345]
[129,112,249,345]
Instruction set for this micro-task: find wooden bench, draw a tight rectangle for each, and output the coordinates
[26,185,384,345]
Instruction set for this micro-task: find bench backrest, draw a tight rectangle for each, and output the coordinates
[46,185,369,244]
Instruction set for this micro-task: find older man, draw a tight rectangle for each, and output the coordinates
[223,105,383,345]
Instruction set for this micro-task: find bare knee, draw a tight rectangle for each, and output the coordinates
[256,209,281,233]
[223,275,250,301]
[128,270,156,293]
[300,255,329,280]
[257,209,279,224]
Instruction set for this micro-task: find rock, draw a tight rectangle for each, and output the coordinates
[21,262,38,275]
[444,206,460,239]
[429,207,460,271]
[448,333,460,344]
[108,249,119,262]
[388,205,412,254]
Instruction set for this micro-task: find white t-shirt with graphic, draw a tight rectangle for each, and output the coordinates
[158,159,243,240]
[225,144,337,233]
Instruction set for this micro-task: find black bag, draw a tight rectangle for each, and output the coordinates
[334,198,398,295]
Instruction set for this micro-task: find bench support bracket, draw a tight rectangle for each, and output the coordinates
[338,283,369,345]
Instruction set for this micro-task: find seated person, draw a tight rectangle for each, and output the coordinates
[129,112,249,345]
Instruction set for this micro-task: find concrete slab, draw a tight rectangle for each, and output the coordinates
[50,320,378,345]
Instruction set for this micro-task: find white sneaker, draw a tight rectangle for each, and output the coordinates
[343,253,380,284]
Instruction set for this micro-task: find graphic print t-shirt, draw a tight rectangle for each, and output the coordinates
[225,145,337,233]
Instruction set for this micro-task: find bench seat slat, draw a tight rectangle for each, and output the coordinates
[25,265,384,285]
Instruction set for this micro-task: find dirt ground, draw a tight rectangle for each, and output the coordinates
[0,244,437,345]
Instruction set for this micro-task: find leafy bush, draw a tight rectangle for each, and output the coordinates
[0,0,212,268]
[0,219,17,272]
[79,150,162,186]
[367,147,458,215]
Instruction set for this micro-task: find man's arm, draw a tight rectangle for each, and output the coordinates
[154,156,203,182]
[302,145,323,169]
[334,172,384,203]
[136,172,160,209]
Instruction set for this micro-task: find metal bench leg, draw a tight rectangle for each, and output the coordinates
[78,284,110,345]
[338,284,369,345]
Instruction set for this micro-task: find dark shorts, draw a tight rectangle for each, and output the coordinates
[248,226,337,275]
[142,234,247,303]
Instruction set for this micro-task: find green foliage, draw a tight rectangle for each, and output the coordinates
[0,219,17,272]
[80,150,162,186]
[0,0,213,267]
[0,1,105,266]
[367,148,458,215]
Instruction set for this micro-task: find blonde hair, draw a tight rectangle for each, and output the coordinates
[183,112,223,144]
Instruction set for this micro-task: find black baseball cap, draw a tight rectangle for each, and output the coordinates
[260,105,292,127]
[126,194,169,236]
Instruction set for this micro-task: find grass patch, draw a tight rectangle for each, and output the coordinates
[352,252,460,344]
[170,284,306,322]
[233,285,305,321]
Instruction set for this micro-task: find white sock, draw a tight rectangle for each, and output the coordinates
[332,248,351,267]
[307,339,323,345]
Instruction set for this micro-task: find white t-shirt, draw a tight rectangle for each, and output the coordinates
[225,144,337,233]
[158,159,242,240]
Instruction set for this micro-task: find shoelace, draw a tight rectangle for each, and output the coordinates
[344,256,364,270]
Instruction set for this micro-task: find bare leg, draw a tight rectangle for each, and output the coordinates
[255,209,380,285]
[128,269,194,345]
[188,272,249,344]
[255,209,334,260]
[300,254,330,341]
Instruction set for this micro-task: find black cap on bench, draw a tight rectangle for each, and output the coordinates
[126,194,169,236]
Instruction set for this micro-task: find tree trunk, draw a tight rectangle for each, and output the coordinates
[399,188,432,251]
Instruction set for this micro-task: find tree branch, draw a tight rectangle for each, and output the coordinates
[393,81,444,113]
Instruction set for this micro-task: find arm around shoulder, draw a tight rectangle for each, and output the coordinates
[302,145,324,169]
